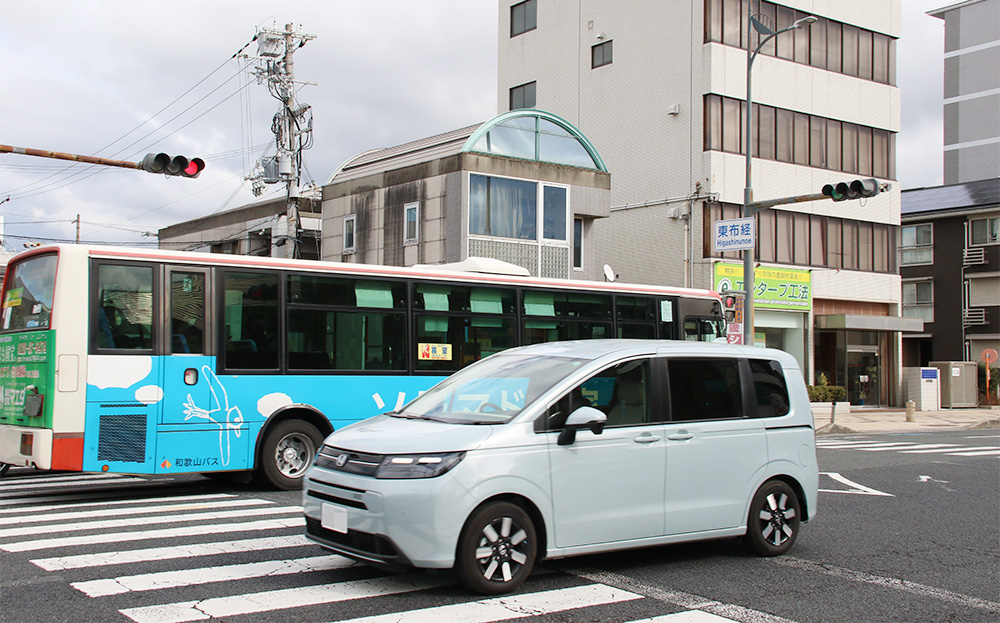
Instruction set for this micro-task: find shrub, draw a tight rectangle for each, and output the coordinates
[807,373,846,402]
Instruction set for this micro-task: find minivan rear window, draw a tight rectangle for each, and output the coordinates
[749,359,790,417]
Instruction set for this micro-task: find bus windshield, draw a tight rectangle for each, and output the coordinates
[2,254,57,333]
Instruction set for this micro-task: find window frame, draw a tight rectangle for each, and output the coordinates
[509,81,537,110]
[900,223,933,266]
[510,0,537,37]
[343,214,357,254]
[403,201,419,245]
[902,279,934,323]
[970,217,999,246]
[591,40,613,68]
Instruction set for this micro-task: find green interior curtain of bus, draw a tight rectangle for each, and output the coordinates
[355,281,394,309]
[523,291,554,316]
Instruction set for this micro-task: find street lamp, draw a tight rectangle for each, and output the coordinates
[742,12,817,346]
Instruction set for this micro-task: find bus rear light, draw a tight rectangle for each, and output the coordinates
[20,433,33,456]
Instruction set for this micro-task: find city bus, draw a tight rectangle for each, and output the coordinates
[0,245,725,488]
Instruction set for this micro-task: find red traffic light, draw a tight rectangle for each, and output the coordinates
[139,153,205,179]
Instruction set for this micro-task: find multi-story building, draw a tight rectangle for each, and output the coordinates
[497,0,909,404]
[900,178,1000,366]
[928,0,1000,185]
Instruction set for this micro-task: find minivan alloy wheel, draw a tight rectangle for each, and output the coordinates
[457,501,537,594]
[744,480,801,556]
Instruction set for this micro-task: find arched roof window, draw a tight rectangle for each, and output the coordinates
[461,110,607,172]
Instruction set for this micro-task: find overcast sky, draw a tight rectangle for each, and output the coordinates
[0,1,946,249]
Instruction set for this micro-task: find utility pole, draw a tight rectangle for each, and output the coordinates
[245,23,316,259]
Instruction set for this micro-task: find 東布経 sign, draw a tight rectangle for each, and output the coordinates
[712,217,755,252]
[714,263,812,311]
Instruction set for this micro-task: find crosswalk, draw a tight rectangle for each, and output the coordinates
[0,471,770,623]
[816,437,1000,457]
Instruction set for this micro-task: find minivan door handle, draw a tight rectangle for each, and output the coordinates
[633,433,662,444]
[667,432,694,441]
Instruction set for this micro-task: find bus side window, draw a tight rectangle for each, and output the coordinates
[170,272,205,354]
[96,264,154,351]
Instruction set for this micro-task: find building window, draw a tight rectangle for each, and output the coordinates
[592,40,613,68]
[510,0,537,37]
[703,94,895,178]
[404,202,419,244]
[902,280,934,323]
[573,218,584,269]
[470,174,571,246]
[900,223,932,266]
[343,214,356,254]
[510,81,536,110]
[704,0,896,86]
[970,217,999,245]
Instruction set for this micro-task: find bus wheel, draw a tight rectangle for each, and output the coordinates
[257,419,323,490]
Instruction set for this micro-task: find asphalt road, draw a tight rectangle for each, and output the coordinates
[0,429,997,623]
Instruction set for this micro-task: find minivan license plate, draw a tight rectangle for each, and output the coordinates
[321,503,348,533]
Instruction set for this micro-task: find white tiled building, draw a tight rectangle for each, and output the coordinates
[498,0,914,404]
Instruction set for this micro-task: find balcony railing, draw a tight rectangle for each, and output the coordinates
[963,307,988,326]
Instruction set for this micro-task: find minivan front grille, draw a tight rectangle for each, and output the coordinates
[315,446,383,476]
[305,517,398,558]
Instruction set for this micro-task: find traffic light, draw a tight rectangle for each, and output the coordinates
[139,153,206,178]
[721,289,744,323]
[822,178,880,201]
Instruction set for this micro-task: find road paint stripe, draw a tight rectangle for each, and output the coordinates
[119,574,452,623]
[1,517,305,552]
[818,442,921,450]
[31,535,313,570]
[949,449,1000,456]
[858,444,962,452]
[565,567,799,623]
[73,554,355,597]
[0,476,148,491]
[0,505,301,538]
[773,557,1000,614]
[901,446,999,454]
[629,612,745,622]
[0,493,234,516]
[819,472,893,497]
[2,498,272,525]
[332,584,644,623]
[0,473,124,485]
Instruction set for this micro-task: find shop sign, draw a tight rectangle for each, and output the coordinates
[714,263,812,311]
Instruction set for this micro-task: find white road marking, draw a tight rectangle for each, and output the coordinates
[0,505,301,538]
[629,612,746,622]
[1,517,305,552]
[3,498,272,525]
[0,493,234,516]
[900,446,998,454]
[332,584,644,623]
[72,555,355,597]
[31,535,313,570]
[565,568,799,623]
[0,475,148,491]
[950,449,1000,456]
[772,557,1000,614]
[858,444,960,451]
[0,472,124,485]
[119,574,452,623]
[819,472,893,497]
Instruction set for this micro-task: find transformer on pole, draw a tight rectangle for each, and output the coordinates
[244,23,316,259]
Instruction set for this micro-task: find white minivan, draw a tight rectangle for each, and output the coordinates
[303,339,818,594]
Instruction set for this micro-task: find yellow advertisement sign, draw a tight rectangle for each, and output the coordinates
[418,343,452,361]
[714,263,811,311]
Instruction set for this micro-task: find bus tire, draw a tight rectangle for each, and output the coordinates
[256,419,323,490]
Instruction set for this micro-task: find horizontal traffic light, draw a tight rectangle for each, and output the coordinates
[822,178,880,202]
[139,153,206,178]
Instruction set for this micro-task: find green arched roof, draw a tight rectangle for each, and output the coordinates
[461,109,607,172]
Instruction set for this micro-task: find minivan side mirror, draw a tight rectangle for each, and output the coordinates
[558,406,607,446]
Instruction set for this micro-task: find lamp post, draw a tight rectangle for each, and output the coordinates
[743,12,817,346]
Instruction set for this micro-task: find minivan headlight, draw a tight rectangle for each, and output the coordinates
[375,452,465,479]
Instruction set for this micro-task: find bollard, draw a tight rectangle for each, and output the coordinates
[830,401,836,426]
[905,400,915,422]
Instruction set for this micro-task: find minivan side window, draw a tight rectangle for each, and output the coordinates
[667,358,742,421]
[749,359,790,418]
[541,358,652,431]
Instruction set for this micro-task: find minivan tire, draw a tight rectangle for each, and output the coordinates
[256,419,322,490]
[456,501,537,595]
[744,480,801,556]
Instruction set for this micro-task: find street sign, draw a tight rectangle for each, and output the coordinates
[712,217,755,252]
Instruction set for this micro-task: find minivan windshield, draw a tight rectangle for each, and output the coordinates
[393,352,587,424]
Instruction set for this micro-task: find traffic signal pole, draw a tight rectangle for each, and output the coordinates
[0,144,140,170]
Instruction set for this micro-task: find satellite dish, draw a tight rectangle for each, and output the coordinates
[603,264,617,282]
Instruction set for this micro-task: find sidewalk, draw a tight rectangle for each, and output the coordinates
[812,406,1000,435]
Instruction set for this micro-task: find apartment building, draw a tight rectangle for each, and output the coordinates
[498,0,909,404]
